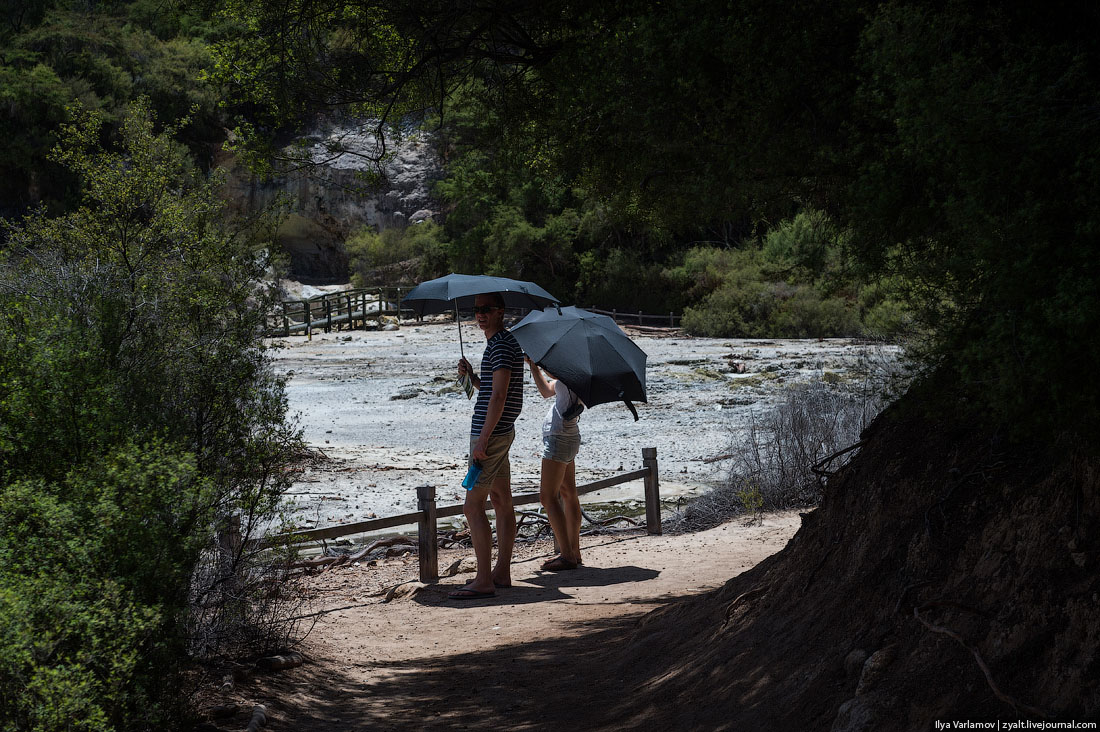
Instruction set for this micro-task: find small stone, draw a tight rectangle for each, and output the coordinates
[844,649,868,678]
[856,646,895,695]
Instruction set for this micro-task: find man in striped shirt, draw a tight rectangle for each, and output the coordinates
[450,292,524,599]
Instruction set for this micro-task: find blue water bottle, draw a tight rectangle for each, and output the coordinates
[462,461,483,491]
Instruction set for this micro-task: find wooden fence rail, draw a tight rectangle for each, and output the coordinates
[247,447,661,583]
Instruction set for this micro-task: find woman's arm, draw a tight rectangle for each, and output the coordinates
[526,357,556,398]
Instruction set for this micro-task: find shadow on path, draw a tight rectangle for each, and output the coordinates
[226,587,711,732]
[410,565,662,607]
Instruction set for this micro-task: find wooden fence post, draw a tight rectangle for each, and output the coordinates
[417,485,439,582]
[669,311,674,327]
[305,301,312,341]
[282,302,290,337]
[323,298,332,333]
[642,447,661,535]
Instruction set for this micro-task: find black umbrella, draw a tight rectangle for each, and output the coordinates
[510,306,647,420]
[402,273,560,397]
[402,273,559,316]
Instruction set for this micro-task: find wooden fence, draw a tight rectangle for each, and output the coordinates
[251,447,661,583]
[586,307,682,328]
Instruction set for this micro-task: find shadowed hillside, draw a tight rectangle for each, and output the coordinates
[607,382,1099,728]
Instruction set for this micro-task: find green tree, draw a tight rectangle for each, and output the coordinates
[0,2,223,218]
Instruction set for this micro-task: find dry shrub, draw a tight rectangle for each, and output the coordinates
[672,349,905,532]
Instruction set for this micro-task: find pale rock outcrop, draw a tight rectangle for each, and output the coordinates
[221,119,443,283]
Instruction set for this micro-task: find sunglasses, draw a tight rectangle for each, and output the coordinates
[472,305,501,314]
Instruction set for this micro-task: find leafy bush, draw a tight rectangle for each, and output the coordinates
[676,211,905,339]
[760,209,841,278]
[0,101,302,730]
[347,221,448,286]
[682,280,861,338]
[574,247,678,313]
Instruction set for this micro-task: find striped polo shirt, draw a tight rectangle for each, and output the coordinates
[471,329,524,437]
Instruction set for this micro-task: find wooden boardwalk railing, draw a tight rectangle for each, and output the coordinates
[266,289,683,338]
[266,286,415,338]
[250,447,661,583]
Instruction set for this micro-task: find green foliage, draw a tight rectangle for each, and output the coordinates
[0,448,199,730]
[674,213,887,339]
[573,247,676,313]
[347,221,448,286]
[0,100,301,730]
[734,481,764,525]
[0,2,223,218]
[760,210,843,283]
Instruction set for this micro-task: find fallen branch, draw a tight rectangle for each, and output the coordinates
[346,535,415,563]
[580,506,641,527]
[913,604,1047,719]
[289,554,344,569]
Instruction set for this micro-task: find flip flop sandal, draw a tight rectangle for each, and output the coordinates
[448,587,496,600]
[540,555,579,571]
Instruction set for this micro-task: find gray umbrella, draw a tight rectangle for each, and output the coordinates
[510,306,647,420]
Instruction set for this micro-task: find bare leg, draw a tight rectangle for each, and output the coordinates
[539,458,570,560]
[559,461,582,563]
[462,481,495,594]
[489,473,515,587]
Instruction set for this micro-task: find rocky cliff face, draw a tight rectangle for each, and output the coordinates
[221,120,443,284]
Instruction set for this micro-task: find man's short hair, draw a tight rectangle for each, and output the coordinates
[487,292,505,308]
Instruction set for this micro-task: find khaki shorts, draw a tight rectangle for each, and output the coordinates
[469,429,515,490]
[542,431,581,463]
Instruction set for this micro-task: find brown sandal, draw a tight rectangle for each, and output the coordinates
[541,555,579,571]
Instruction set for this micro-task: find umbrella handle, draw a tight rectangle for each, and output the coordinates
[455,302,465,359]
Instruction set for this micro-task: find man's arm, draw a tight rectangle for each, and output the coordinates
[473,367,511,461]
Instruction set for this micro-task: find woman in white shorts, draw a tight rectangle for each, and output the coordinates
[527,357,584,570]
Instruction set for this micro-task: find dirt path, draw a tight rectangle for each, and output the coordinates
[207,511,801,730]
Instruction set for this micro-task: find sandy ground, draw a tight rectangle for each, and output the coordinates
[269,318,895,538]
[202,510,803,731]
